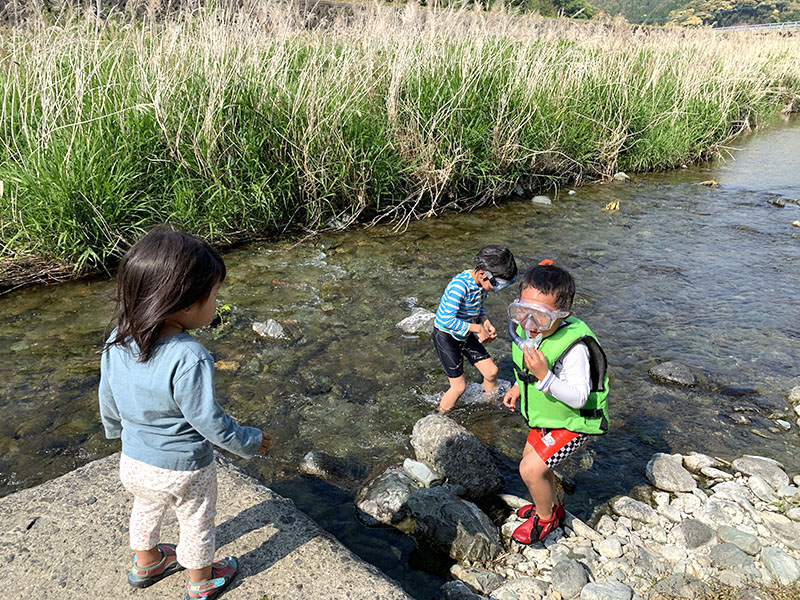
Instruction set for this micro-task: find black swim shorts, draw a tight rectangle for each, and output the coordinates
[432,326,491,378]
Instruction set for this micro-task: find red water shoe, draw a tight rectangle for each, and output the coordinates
[512,511,561,544]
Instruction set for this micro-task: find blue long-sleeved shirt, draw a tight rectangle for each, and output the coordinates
[434,270,487,341]
[99,332,262,471]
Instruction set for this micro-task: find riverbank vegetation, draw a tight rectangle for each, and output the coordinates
[1,0,799,287]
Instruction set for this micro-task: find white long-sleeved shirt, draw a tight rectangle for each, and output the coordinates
[516,342,591,409]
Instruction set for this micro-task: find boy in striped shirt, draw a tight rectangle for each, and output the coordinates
[433,245,517,413]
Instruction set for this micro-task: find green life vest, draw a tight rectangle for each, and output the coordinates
[512,316,609,435]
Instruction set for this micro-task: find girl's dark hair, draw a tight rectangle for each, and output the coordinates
[519,263,575,311]
[474,245,518,281]
[107,226,226,362]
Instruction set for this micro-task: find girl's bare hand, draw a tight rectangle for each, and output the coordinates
[257,431,273,453]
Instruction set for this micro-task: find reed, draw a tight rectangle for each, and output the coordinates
[1,0,799,274]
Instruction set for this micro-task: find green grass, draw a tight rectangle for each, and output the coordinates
[1,1,799,278]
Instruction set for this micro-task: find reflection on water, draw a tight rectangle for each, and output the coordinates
[1,117,799,598]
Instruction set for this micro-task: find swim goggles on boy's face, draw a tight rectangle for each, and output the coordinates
[508,300,569,331]
[482,270,515,291]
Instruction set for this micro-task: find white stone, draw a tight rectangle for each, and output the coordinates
[683,452,723,472]
[652,527,668,544]
[532,195,552,205]
[776,485,800,500]
[658,544,688,564]
[701,466,733,480]
[596,515,616,535]
[500,493,531,510]
[657,504,683,523]
[595,537,624,559]
[523,547,550,564]
[672,493,702,514]
[747,475,778,503]
[776,419,792,430]
[653,491,670,507]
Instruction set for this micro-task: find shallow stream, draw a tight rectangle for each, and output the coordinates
[1,116,799,598]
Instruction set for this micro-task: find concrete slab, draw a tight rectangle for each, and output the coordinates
[0,453,412,600]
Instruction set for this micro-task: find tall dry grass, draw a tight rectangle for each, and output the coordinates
[1,0,799,273]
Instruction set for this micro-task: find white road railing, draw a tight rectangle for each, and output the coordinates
[714,20,800,31]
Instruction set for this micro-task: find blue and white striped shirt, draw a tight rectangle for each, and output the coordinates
[434,270,487,341]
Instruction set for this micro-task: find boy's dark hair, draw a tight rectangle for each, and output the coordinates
[107,226,226,362]
[519,263,575,311]
[474,245,517,281]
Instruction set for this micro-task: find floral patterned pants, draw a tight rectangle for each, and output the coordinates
[120,454,217,569]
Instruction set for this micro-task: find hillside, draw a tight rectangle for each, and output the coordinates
[591,0,800,24]
[666,0,800,26]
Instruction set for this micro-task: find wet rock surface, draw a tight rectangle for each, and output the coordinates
[410,415,504,502]
[647,360,696,387]
[396,307,436,335]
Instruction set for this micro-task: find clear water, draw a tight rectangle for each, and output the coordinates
[1,116,799,598]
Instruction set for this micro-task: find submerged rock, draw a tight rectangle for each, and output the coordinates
[410,415,504,502]
[252,319,286,339]
[396,308,436,335]
[648,361,696,387]
[300,450,365,485]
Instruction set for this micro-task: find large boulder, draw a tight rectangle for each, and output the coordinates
[404,486,502,564]
[646,453,697,492]
[410,415,504,501]
[356,466,418,527]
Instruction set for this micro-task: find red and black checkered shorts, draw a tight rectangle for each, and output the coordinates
[526,427,589,468]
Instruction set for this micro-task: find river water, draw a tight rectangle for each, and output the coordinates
[1,116,799,597]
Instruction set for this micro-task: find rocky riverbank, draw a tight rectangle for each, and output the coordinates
[356,385,800,600]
